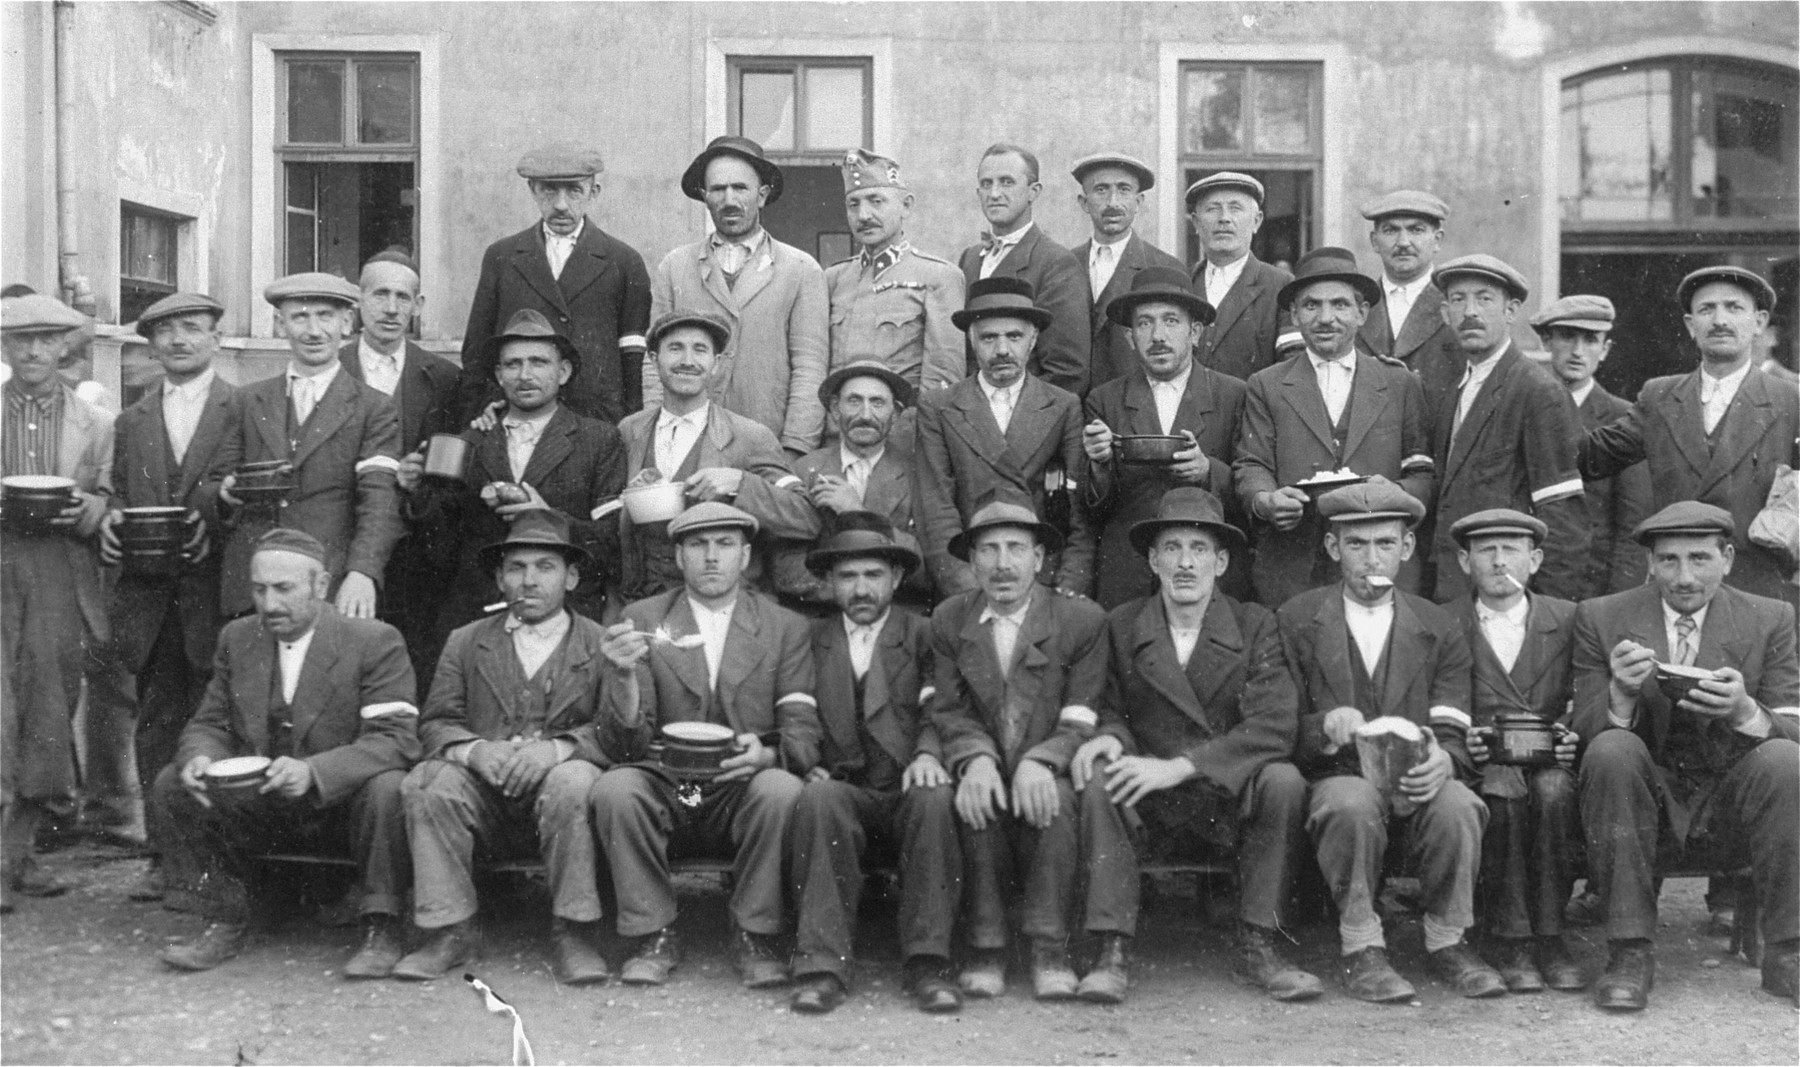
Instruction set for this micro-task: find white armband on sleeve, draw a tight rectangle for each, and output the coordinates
[774,474,803,490]
[591,499,623,521]
[1530,478,1583,504]
[355,455,402,475]
[619,334,647,350]
[779,692,817,708]
[1059,705,1098,728]
[360,701,418,719]
[1401,454,1434,472]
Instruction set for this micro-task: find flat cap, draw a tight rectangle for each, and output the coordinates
[1317,477,1427,527]
[1185,170,1264,209]
[1071,152,1155,192]
[1676,265,1777,313]
[1529,294,1613,334]
[1360,190,1449,223]
[647,309,732,353]
[667,501,760,542]
[1432,253,1528,303]
[252,527,328,566]
[843,149,907,193]
[516,143,604,180]
[818,359,916,409]
[1632,501,1735,546]
[263,272,360,308]
[1451,507,1548,546]
[2,293,92,334]
[134,292,224,338]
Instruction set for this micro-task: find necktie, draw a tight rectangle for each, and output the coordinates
[845,458,869,502]
[990,388,1015,434]
[290,376,316,426]
[1674,614,1697,667]
[1090,243,1114,298]
[990,614,1020,678]
[657,416,686,477]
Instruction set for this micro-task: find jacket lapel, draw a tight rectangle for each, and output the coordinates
[695,246,739,316]
[1310,596,1357,711]
[955,602,1007,726]
[1443,350,1516,482]
[1005,596,1054,759]
[1339,355,1392,460]
[288,612,340,751]
[555,223,608,304]
[1393,285,1444,361]
[472,621,526,728]
[177,378,235,500]
[654,595,714,708]
[1383,595,1431,704]
[715,596,769,733]
[140,394,173,502]
[863,450,908,520]
[865,621,913,766]
[723,236,777,310]
[946,381,1017,470]
[519,406,577,487]
[1205,256,1263,341]
[1188,595,1246,709]
[397,341,439,450]
[290,373,358,470]
[508,229,571,315]
[1278,354,1337,454]
[1131,599,1207,728]
[1698,368,1777,496]
[1174,366,1217,436]
[1507,596,1565,697]
[246,382,291,461]
[1661,371,1712,476]
[1003,375,1058,465]
[545,622,600,728]
[813,623,863,761]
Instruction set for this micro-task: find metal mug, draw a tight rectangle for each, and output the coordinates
[421,433,470,484]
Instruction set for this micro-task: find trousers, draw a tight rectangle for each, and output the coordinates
[402,758,605,928]
[960,776,1082,948]
[1479,766,1576,938]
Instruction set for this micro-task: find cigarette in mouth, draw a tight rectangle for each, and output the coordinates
[482,597,524,614]
[1502,573,1525,592]
[1366,575,1394,589]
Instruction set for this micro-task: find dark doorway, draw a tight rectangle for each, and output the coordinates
[759,164,852,267]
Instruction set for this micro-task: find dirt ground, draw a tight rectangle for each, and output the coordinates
[2,841,1794,1066]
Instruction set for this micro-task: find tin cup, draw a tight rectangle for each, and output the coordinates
[421,433,470,485]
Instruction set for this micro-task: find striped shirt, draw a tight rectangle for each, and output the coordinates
[2,381,64,476]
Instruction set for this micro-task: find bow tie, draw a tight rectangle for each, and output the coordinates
[980,232,1011,254]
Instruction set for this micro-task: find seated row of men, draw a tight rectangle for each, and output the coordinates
[145,480,1797,1018]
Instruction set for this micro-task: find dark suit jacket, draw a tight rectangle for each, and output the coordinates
[338,337,462,453]
[810,608,939,792]
[1576,383,1652,599]
[1083,365,1247,608]
[1430,349,1589,604]
[1355,279,1464,413]
[207,369,403,618]
[1277,585,1474,780]
[914,374,1094,596]
[1453,593,1576,796]
[1234,353,1434,608]
[418,611,610,765]
[958,224,1093,396]
[1193,254,1292,382]
[1073,233,1187,390]
[108,374,238,673]
[1570,583,1799,839]
[404,404,625,632]
[1582,365,1800,603]
[1100,593,1298,799]
[459,219,652,425]
[174,608,421,806]
[929,587,1108,777]
[600,587,822,773]
[774,445,927,606]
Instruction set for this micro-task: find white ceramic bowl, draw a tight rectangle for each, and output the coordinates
[622,481,688,524]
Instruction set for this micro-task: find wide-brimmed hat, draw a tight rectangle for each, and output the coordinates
[948,491,1063,560]
[134,292,225,338]
[1070,152,1155,192]
[681,135,784,205]
[1432,254,1529,303]
[818,359,916,408]
[483,308,580,373]
[1128,487,1245,555]
[805,511,921,576]
[477,508,592,572]
[1277,246,1381,310]
[952,277,1053,332]
[1104,266,1216,328]
[1676,265,1777,313]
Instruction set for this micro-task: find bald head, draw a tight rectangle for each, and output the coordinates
[358,259,422,352]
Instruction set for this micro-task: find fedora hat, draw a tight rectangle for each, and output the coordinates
[477,508,592,572]
[952,276,1053,332]
[948,490,1063,561]
[1128,487,1245,555]
[818,359,916,409]
[1277,246,1381,310]
[1104,266,1216,328]
[681,135,784,205]
[805,511,921,576]
[482,308,580,372]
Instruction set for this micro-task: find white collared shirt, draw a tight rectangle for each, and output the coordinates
[1568,379,1596,410]
[161,367,215,465]
[711,227,767,276]
[1203,253,1250,309]
[506,608,570,679]
[502,404,556,481]
[1383,272,1433,334]
[979,222,1034,280]
[1452,341,1510,439]
[276,627,317,706]
[1088,233,1129,299]
[357,337,403,398]
[1477,596,1530,673]
[979,590,1034,678]
[287,360,342,426]
[839,442,884,504]
[1148,363,1192,435]
[687,595,737,691]
[979,375,1025,434]
[655,402,709,478]
[544,219,585,279]
[1662,599,1710,667]
[1307,348,1357,425]
[1699,361,1751,435]
[1343,593,1395,675]
[843,609,890,680]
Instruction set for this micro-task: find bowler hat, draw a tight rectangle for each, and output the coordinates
[1104,266,1216,328]
[1632,501,1735,547]
[252,527,329,567]
[681,136,784,205]
[516,143,605,181]
[1128,487,1245,555]
[1530,294,1615,334]
[1,293,91,334]
[1184,171,1264,209]
[1359,190,1449,224]
[1317,477,1426,527]
[134,292,225,338]
[647,309,732,353]
[263,272,361,309]
[483,308,580,373]
[1676,265,1777,313]
[1070,152,1155,192]
[948,490,1063,561]
[1277,246,1381,311]
[805,511,921,576]
[1432,254,1529,303]
[952,277,1053,332]
[667,500,760,542]
[477,508,593,572]
[843,149,907,193]
[818,359,916,409]
[1450,507,1548,547]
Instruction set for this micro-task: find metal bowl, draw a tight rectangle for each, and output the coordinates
[1291,471,1367,502]
[658,721,737,780]
[1483,713,1558,768]
[1,474,76,531]
[1112,435,1187,465]
[1655,663,1714,705]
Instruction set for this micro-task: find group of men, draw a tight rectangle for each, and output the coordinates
[1,134,1795,1021]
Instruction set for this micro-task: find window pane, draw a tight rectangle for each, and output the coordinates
[1181,68,1244,154]
[356,61,414,145]
[286,162,317,210]
[286,211,316,273]
[287,61,344,144]
[1691,67,1798,222]
[120,211,177,284]
[1561,69,1672,223]
[803,66,865,149]
[740,71,796,151]
[1253,68,1313,154]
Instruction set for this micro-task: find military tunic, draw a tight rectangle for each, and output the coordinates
[825,244,966,395]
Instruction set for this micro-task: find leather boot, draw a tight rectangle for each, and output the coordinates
[903,955,962,1014]
[1429,941,1507,998]
[1075,934,1130,1004]
[1538,936,1586,991]
[734,928,789,988]
[1760,939,1797,1006]
[1234,923,1322,1001]
[1492,937,1544,993]
[620,927,681,985]
[789,973,847,1014]
[1341,946,1415,1003]
[551,918,611,985]
[161,921,249,972]
[958,947,1007,998]
[1030,938,1079,1001]
[343,915,406,980]
[392,920,479,981]
[1592,939,1654,1011]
